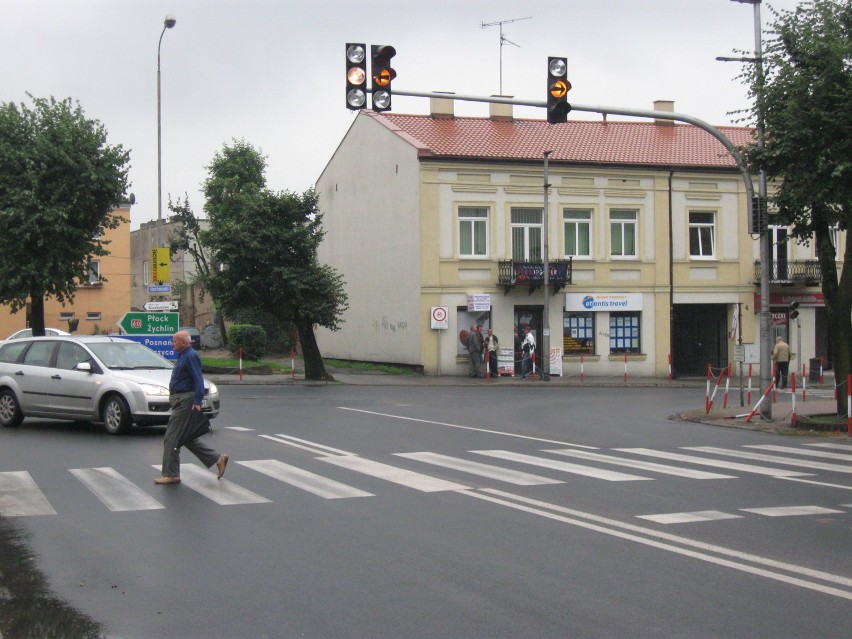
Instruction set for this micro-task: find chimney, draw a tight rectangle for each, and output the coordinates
[430,92,455,118]
[489,96,513,121]
[653,100,675,126]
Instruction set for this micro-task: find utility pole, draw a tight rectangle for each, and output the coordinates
[542,150,552,381]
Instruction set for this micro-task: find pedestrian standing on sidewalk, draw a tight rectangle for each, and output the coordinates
[467,324,485,378]
[155,330,228,485]
[484,328,500,377]
[771,336,791,389]
[520,326,537,379]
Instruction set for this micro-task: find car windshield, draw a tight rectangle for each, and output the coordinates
[88,341,174,370]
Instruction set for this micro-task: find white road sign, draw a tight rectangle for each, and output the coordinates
[431,306,449,330]
[143,301,178,312]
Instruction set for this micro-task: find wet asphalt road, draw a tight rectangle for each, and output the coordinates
[1,383,850,638]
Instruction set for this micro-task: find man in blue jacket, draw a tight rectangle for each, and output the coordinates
[154,330,228,484]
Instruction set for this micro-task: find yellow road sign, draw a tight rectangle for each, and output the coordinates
[150,247,170,284]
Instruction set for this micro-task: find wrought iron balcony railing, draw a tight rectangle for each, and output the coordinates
[753,260,821,286]
[497,259,572,295]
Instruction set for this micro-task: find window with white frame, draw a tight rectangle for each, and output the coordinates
[563,209,592,258]
[458,206,489,258]
[87,261,101,284]
[511,207,543,262]
[689,211,716,258]
[609,312,641,353]
[610,209,637,258]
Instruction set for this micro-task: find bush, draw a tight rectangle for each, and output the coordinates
[228,308,295,354]
[227,324,267,361]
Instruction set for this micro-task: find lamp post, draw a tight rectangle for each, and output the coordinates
[157,14,176,249]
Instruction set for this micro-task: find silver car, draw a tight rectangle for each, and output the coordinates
[0,335,220,434]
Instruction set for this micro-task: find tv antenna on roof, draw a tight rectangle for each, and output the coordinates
[481,16,532,95]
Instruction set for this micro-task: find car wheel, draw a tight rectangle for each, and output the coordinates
[0,389,23,428]
[101,394,131,435]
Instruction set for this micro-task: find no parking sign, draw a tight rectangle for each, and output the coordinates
[431,306,448,330]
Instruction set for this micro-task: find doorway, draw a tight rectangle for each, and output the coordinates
[513,305,542,375]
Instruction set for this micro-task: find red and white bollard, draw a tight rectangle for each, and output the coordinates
[291,346,296,380]
[800,363,807,402]
[722,364,732,408]
[820,357,825,384]
[623,353,628,384]
[239,347,244,381]
[485,351,491,380]
[746,363,753,405]
[668,353,673,383]
[705,364,712,413]
[847,374,851,437]
[580,353,585,383]
[745,379,776,423]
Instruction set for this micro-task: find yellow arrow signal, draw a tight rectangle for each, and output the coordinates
[549,79,571,99]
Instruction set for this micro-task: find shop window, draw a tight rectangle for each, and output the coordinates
[563,312,594,354]
[609,312,641,353]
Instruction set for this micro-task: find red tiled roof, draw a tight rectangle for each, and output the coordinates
[371,112,755,169]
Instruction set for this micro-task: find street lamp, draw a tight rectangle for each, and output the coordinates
[157,14,176,249]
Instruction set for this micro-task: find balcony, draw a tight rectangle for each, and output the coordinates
[497,259,573,295]
[753,260,821,286]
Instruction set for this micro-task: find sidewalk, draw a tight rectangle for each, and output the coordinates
[204,364,847,435]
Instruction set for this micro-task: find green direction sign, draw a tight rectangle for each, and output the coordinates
[118,312,179,335]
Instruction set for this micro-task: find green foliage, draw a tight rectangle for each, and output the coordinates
[229,307,295,354]
[0,95,129,328]
[196,140,348,379]
[227,324,267,361]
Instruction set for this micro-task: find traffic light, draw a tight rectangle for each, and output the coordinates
[546,56,571,124]
[371,44,396,112]
[345,43,367,110]
[789,301,800,320]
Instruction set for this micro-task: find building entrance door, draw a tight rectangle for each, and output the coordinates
[514,306,542,375]
[672,304,728,377]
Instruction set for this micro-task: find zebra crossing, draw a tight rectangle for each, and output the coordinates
[1,439,850,522]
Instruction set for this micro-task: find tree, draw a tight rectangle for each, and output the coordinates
[740,0,852,414]
[0,96,129,334]
[201,141,348,380]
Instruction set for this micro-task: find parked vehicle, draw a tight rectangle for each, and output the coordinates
[4,327,70,340]
[0,335,219,434]
[180,326,202,350]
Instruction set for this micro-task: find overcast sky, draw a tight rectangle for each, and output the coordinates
[1,0,802,229]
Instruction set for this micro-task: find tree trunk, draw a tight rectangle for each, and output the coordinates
[815,215,850,415]
[29,293,45,336]
[295,319,332,381]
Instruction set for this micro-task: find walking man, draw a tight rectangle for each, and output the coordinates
[467,324,485,378]
[155,330,228,485]
[771,336,791,389]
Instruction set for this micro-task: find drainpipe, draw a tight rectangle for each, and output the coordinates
[668,169,675,378]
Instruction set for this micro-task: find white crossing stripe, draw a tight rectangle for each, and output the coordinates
[807,443,852,451]
[0,471,56,517]
[237,459,373,499]
[686,447,852,474]
[740,505,844,517]
[472,450,651,482]
[746,445,852,463]
[637,510,742,524]
[615,448,811,478]
[395,452,564,486]
[151,464,271,505]
[322,456,469,492]
[260,434,355,457]
[70,467,164,512]
[225,426,254,431]
[546,449,736,479]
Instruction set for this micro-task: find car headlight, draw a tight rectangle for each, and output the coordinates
[208,382,218,396]
[141,383,170,397]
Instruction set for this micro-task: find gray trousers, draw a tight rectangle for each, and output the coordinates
[161,392,219,477]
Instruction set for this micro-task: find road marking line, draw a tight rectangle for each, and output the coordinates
[546,449,735,479]
[322,456,468,492]
[807,443,852,451]
[745,444,852,462]
[616,448,811,477]
[225,426,254,431]
[69,467,164,512]
[237,459,373,499]
[740,505,844,517]
[465,489,852,599]
[0,471,56,517]
[777,476,852,490]
[686,447,852,474]
[472,450,651,482]
[395,452,563,486]
[151,464,271,505]
[339,407,598,449]
[637,510,741,524]
[260,434,354,457]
